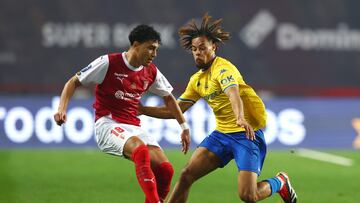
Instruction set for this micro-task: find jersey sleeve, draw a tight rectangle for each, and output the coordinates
[76,55,109,85]
[216,66,242,92]
[178,77,201,104]
[148,69,173,97]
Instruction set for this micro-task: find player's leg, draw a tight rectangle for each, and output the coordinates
[146,145,174,203]
[167,147,222,203]
[95,118,160,203]
[238,170,272,202]
[137,130,174,203]
[124,137,161,203]
[231,129,272,202]
[167,131,234,203]
[234,129,297,202]
[237,167,297,203]
[137,128,174,203]
[255,129,297,203]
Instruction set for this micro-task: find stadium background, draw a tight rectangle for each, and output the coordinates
[1,0,359,202]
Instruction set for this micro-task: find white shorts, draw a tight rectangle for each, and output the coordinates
[95,116,161,157]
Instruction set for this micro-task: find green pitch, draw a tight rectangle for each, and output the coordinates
[0,149,359,203]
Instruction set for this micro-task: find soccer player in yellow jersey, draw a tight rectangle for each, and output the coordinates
[139,13,297,203]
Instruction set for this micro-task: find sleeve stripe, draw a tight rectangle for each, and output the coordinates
[223,84,237,92]
[178,98,196,104]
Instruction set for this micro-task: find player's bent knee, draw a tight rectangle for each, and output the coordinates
[124,136,145,158]
[159,162,174,180]
[239,192,258,203]
[164,162,174,176]
[126,136,145,147]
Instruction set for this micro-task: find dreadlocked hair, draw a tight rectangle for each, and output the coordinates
[178,13,231,50]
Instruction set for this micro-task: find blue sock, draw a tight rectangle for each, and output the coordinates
[265,177,282,195]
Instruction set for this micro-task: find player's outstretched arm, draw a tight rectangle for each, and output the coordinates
[138,98,192,119]
[138,103,173,119]
[162,94,191,154]
[54,75,82,126]
[138,95,193,153]
[224,86,255,140]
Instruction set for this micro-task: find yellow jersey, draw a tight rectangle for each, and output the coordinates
[179,56,267,133]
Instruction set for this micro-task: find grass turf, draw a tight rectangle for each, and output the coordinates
[0,149,359,203]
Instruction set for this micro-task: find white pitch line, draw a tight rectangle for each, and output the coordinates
[295,148,354,167]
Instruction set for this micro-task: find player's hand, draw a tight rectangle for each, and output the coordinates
[137,102,144,115]
[237,119,255,140]
[54,111,67,126]
[180,129,190,154]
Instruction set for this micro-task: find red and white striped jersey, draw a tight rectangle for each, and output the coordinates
[77,52,173,126]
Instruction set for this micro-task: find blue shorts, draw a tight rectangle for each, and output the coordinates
[198,129,267,176]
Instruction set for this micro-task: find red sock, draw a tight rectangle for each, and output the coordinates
[153,162,174,202]
[132,145,160,203]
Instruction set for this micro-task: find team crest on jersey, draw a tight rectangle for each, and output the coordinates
[143,81,149,89]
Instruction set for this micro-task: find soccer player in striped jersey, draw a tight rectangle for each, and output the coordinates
[54,25,190,203]
[139,14,297,203]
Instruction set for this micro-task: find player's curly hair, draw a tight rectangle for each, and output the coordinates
[179,13,230,50]
[129,24,161,45]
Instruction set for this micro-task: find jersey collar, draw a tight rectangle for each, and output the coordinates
[122,52,144,72]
